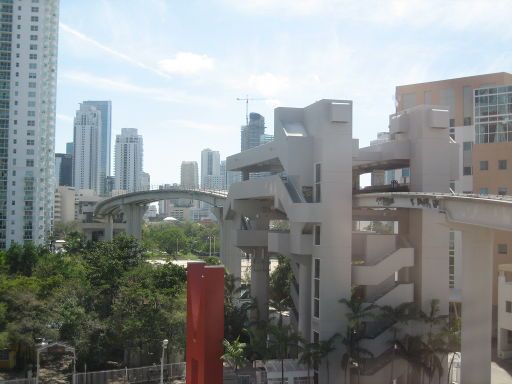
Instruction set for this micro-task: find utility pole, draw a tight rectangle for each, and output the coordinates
[236,95,268,125]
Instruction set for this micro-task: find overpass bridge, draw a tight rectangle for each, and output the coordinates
[93,187,227,240]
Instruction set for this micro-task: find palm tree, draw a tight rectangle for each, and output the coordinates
[269,297,289,328]
[222,337,248,374]
[340,326,373,384]
[378,302,417,383]
[298,342,321,384]
[267,324,304,383]
[317,333,339,384]
[419,300,448,384]
[339,289,376,333]
[443,318,460,384]
[396,334,428,382]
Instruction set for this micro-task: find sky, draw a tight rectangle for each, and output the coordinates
[55,0,512,186]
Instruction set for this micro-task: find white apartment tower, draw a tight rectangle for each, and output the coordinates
[73,103,102,194]
[114,128,143,193]
[1,0,59,248]
[180,161,198,189]
[200,148,221,189]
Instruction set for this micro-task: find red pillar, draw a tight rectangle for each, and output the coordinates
[186,262,224,384]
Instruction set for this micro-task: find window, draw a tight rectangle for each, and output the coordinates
[480,188,489,195]
[30,25,38,31]
[30,16,38,22]
[480,161,488,171]
[29,44,37,50]
[508,330,512,345]
[314,163,321,203]
[313,259,320,318]
[26,160,34,167]
[499,160,507,170]
[29,54,37,60]
[498,244,508,255]
[463,142,473,151]
[463,167,472,176]
[507,301,512,313]
[498,187,508,196]
[314,225,321,246]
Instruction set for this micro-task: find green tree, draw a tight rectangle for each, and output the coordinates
[222,337,248,373]
[267,324,303,384]
[378,302,417,383]
[298,342,321,384]
[6,242,47,276]
[317,334,339,384]
[269,255,293,306]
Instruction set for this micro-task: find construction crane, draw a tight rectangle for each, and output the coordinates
[236,95,268,125]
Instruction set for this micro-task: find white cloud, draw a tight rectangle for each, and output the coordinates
[221,0,512,35]
[158,52,215,75]
[61,71,219,106]
[59,23,172,79]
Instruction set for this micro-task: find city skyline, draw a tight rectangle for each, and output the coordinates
[54,0,512,185]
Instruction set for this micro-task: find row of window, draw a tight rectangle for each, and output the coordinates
[479,187,508,195]
[479,159,507,171]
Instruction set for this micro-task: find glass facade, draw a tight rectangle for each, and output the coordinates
[475,85,512,144]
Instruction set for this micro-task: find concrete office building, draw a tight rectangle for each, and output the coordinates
[141,172,150,191]
[82,101,112,196]
[0,0,59,247]
[114,128,144,193]
[223,98,508,383]
[241,112,266,151]
[200,148,222,189]
[181,161,199,188]
[55,153,72,187]
[396,73,512,312]
[66,141,74,155]
[73,103,102,194]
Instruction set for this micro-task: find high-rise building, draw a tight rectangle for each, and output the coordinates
[241,112,266,151]
[73,103,102,194]
[82,101,112,195]
[66,142,74,155]
[141,172,150,191]
[180,161,199,188]
[0,1,59,247]
[55,153,72,187]
[114,128,144,193]
[200,148,221,189]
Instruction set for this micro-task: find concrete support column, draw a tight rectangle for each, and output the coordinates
[251,247,269,322]
[298,256,312,339]
[104,215,113,241]
[461,228,493,384]
[123,204,145,240]
[220,216,241,279]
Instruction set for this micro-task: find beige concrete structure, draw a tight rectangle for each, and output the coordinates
[397,74,512,310]
[498,264,512,359]
[93,98,512,383]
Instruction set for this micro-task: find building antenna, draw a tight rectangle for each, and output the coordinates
[236,95,268,125]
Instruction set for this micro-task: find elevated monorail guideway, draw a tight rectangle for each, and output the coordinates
[354,192,512,231]
[93,187,228,240]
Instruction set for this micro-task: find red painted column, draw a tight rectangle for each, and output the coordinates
[186,262,224,384]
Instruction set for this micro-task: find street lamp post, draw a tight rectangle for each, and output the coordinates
[160,339,169,384]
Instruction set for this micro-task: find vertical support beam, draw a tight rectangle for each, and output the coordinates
[461,228,493,384]
[220,216,241,280]
[104,215,113,241]
[298,255,312,339]
[122,204,144,239]
[251,247,269,322]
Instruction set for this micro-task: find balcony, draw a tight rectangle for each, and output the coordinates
[268,231,290,255]
[234,229,268,249]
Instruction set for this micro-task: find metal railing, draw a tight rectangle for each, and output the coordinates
[74,362,185,384]
[0,379,36,384]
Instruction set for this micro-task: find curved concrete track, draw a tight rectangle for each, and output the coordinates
[94,188,227,217]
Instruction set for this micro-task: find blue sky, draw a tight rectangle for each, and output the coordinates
[56,0,512,185]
